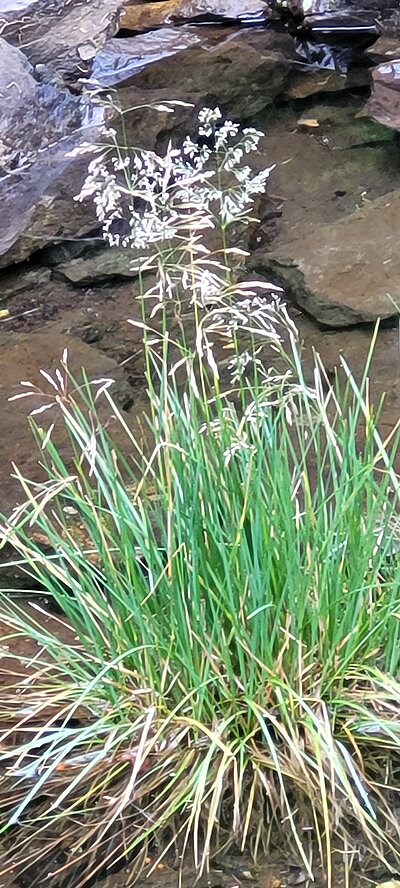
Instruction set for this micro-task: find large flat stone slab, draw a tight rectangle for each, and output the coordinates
[251,190,400,326]
[55,249,141,285]
[126,29,292,116]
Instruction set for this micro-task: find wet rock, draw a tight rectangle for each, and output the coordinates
[293,9,381,43]
[120,0,270,31]
[0,40,106,268]
[251,190,400,327]
[0,0,128,79]
[275,0,396,14]
[90,27,204,88]
[55,249,142,285]
[366,61,400,130]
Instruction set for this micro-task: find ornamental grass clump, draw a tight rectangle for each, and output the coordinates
[1,107,400,887]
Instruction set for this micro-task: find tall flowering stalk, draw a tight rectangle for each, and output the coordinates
[75,106,293,389]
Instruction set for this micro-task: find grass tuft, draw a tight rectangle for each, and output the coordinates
[1,322,400,886]
[1,105,400,887]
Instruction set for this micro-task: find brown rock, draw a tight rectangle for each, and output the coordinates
[251,190,400,327]
[366,60,400,130]
[366,36,400,64]
[90,27,204,88]
[91,22,293,91]
[125,30,292,117]
[283,66,369,99]
[0,331,136,512]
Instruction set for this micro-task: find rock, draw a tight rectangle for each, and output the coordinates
[123,30,293,117]
[0,21,295,271]
[366,36,400,63]
[0,40,106,268]
[73,320,120,346]
[90,27,204,88]
[0,268,51,304]
[376,9,400,39]
[0,0,127,79]
[365,61,400,130]
[100,29,295,155]
[292,9,381,43]
[113,84,195,152]
[90,23,286,90]
[273,0,338,11]
[282,66,368,99]
[120,0,270,31]
[40,237,103,268]
[0,330,137,512]
[273,0,397,13]
[250,190,400,327]
[55,249,142,285]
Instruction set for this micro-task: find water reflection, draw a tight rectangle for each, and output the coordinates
[90,28,204,88]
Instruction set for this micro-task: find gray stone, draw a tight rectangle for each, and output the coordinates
[0,0,127,77]
[90,28,204,88]
[0,39,105,268]
[55,248,142,285]
[250,190,400,327]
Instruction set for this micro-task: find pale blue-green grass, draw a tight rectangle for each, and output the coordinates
[0,324,400,887]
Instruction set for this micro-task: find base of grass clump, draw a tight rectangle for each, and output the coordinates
[1,318,400,887]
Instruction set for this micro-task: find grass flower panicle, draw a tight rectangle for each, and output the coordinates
[75,106,274,274]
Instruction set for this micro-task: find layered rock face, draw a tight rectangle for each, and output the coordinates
[1,0,400,327]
